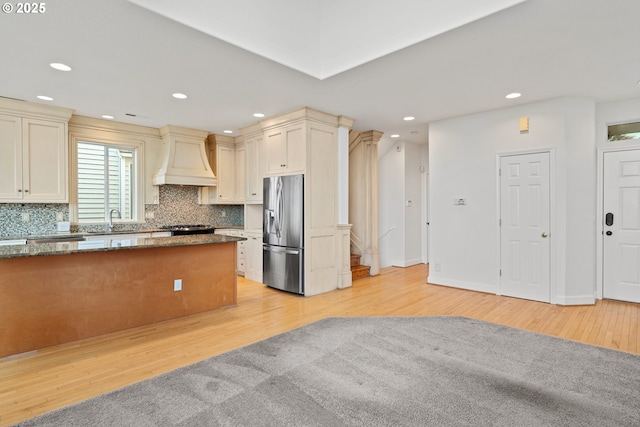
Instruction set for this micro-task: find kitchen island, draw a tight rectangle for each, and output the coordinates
[0,234,244,358]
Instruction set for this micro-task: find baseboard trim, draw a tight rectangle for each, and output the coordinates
[392,258,423,268]
[554,294,596,306]
[427,275,497,295]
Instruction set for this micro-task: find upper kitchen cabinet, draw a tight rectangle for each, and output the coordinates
[263,122,306,176]
[0,99,73,203]
[199,134,244,205]
[241,123,264,203]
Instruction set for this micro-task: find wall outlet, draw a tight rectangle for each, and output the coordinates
[221,210,226,218]
[454,198,467,206]
[145,211,155,219]
[55,212,64,221]
[434,263,441,272]
[173,279,182,291]
[21,212,29,222]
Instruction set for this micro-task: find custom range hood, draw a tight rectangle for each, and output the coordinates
[153,125,217,186]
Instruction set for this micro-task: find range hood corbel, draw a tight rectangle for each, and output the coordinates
[152,125,217,186]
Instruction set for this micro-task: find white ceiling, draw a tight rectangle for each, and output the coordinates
[126,0,526,80]
[1,0,640,145]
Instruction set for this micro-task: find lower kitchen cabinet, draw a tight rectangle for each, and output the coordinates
[214,229,246,275]
[244,231,263,283]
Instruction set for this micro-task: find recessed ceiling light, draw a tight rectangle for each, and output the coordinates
[223,130,233,134]
[50,62,72,71]
[37,95,54,101]
[253,113,265,118]
[101,115,115,120]
[172,93,188,99]
[403,116,415,121]
[506,92,522,99]
[391,134,400,138]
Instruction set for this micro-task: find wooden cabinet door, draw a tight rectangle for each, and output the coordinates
[22,118,68,202]
[0,114,23,201]
[234,143,245,203]
[264,124,306,176]
[245,233,263,283]
[283,124,305,174]
[245,134,263,202]
[264,128,285,175]
[216,143,235,203]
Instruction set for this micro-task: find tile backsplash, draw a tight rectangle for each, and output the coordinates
[0,185,243,237]
[0,203,69,236]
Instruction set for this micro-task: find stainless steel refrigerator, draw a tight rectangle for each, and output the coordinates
[263,174,304,294]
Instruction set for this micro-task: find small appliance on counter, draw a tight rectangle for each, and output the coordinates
[159,225,216,236]
[263,174,304,295]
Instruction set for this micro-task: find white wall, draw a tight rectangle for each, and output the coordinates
[378,141,424,268]
[428,97,596,304]
[379,143,404,268]
[403,142,423,266]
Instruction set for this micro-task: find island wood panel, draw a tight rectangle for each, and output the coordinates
[0,242,237,358]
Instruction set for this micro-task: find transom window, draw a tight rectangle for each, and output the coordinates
[608,121,640,141]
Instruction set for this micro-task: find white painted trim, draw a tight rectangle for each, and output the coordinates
[596,146,640,301]
[495,148,556,304]
[427,275,497,295]
[68,129,146,225]
[422,171,429,264]
[392,258,423,268]
[555,294,596,306]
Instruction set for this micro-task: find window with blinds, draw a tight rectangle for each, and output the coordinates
[77,141,136,223]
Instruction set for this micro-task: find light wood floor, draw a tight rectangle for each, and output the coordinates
[1,264,639,426]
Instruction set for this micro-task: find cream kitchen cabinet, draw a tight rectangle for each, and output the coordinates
[0,111,71,203]
[263,123,306,176]
[244,231,263,283]
[242,125,264,203]
[199,135,244,205]
[214,228,246,274]
[234,142,245,203]
[215,141,236,203]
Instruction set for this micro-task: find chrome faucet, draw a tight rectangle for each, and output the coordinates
[108,209,121,232]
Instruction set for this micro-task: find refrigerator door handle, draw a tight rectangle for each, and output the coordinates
[275,177,283,238]
[263,245,300,255]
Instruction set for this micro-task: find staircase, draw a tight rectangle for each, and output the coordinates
[350,253,371,280]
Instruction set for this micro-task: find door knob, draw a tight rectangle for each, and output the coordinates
[541,232,548,238]
[606,231,613,236]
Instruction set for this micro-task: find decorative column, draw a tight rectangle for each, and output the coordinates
[360,130,383,275]
[337,116,355,288]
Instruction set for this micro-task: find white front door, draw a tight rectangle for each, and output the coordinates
[499,152,551,303]
[603,149,640,303]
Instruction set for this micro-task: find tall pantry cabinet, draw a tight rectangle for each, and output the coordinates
[0,98,74,202]
[243,107,351,296]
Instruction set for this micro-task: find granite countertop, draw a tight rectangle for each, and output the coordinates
[0,234,246,260]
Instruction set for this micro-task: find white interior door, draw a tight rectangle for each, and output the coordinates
[603,149,640,303]
[500,152,551,303]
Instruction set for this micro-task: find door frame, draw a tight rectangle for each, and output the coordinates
[496,148,556,304]
[596,146,640,300]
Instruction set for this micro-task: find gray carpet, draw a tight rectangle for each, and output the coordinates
[14,316,640,426]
